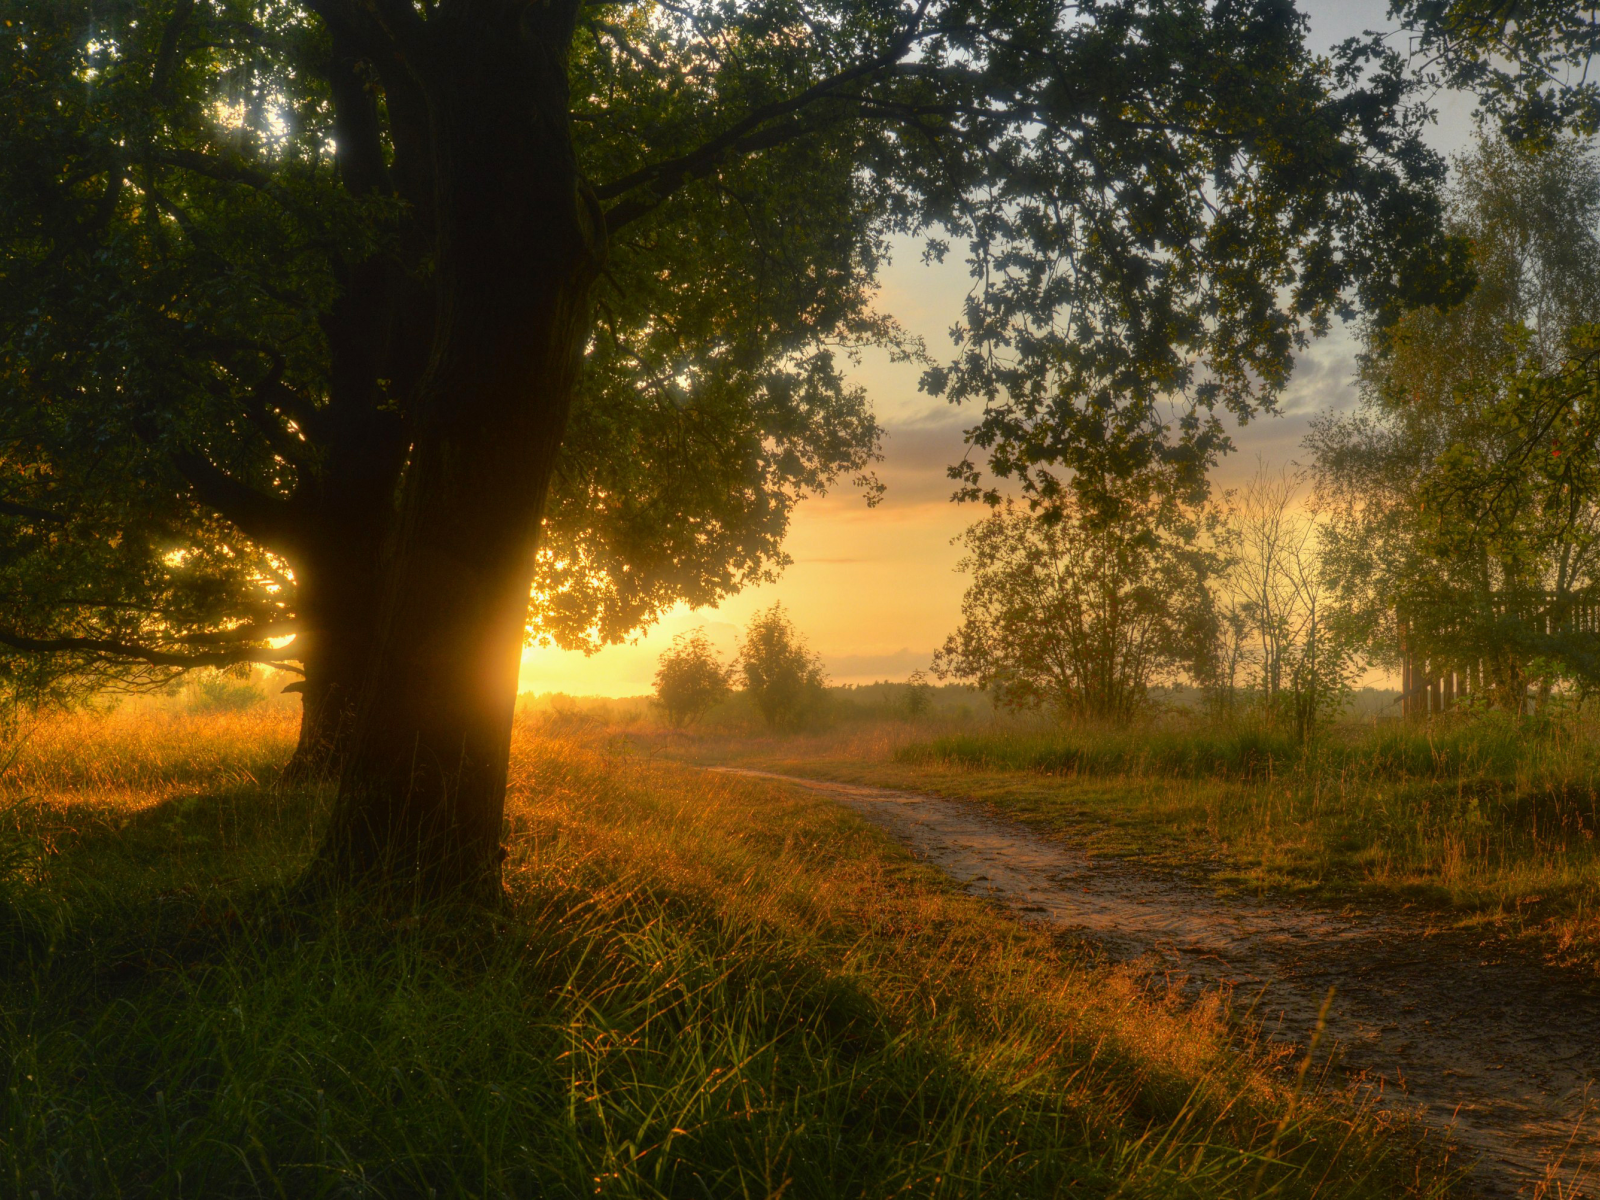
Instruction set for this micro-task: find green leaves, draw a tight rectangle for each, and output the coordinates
[1311,133,1600,699]
[651,629,733,728]
[1396,0,1600,144]
[934,473,1216,720]
[737,603,827,730]
[921,0,1469,503]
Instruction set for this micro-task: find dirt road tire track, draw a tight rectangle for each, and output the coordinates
[712,768,1600,1198]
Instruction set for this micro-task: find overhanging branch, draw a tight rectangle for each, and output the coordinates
[0,630,302,672]
[153,148,290,205]
[0,500,66,524]
[595,30,922,228]
[172,450,298,548]
[603,120,826,232]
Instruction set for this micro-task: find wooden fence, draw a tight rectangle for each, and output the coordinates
[1397,590,1600,718]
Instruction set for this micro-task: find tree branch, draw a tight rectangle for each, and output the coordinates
[150,0,197,101]
[172,450,298,548]
[324,20,391,197]
[602,119,828,232]
[178,622,299,645]
[153,148,289,204]
[214,356,319,465]
[0,500,66,524]
[594,33,920,222]
[587,17,666,76]
[0,629,302,671]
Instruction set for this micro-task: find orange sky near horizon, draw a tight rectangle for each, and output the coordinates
[516,1,1473,699]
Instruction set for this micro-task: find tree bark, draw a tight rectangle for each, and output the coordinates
[280,411,407,782]
[282,607,368,782]
[310,8,601,899]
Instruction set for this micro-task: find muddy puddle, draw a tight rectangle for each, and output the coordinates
[712,767,1600,1198]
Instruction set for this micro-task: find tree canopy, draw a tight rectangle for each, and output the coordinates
[738,603,826,730]
[0,0,1468,691]
[0,0,1474,890]
[0,0,889,692]
[1311,134,1600,701]
[1395,0,1600,144]
[652,629,733,728]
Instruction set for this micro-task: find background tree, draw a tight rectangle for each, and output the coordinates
[652,631,732,729]
[1309,134,1600,708]
[1216,466,1355,740]
[935,473,1215,721]
[738,605,826,732]
[0,0,1470,894]
[902,670,934,719]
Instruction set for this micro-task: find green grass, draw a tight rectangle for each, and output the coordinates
[0,709,1453,1198]
[897,714,1592,786]
[656,713,1600,965]
[898,723,1306,781]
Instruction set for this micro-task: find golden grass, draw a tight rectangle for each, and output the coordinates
[0,707,1457,1197]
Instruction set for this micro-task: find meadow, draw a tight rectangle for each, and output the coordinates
[0,704,1459,1198]
[651,702,1600,968]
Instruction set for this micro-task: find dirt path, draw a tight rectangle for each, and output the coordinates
[713,767,1600,1198]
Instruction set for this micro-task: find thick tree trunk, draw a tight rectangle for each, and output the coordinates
[310,13,601,898]
[316,297,591,895]
[283,622,366,782]
[281,448,403,782]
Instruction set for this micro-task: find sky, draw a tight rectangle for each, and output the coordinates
[517,0,1479,698]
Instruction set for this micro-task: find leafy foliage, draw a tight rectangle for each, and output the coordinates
[1396,0,1600,143]
[0,0,1468,705]
[1310,135,1600,703]
[738,604,826,730]
[0,0,889,693]
[902,669,934,719]
[934,475,1215,720]
[652,630,733,728]
[924,0,1472,506]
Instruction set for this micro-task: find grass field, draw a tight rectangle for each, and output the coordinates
[0,707,1457,1198]
[647,713,1600,967]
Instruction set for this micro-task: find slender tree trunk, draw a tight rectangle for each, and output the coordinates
[310,14,601,898]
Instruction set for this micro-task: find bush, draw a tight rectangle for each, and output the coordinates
[903,670,934,718]
[186,672,264,714]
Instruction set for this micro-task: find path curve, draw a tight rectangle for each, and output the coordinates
[712,767,1600,1198]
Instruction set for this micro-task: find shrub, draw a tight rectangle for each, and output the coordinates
[186,672,265,714]
[903,670,934,718]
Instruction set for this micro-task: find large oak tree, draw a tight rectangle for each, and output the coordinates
[1,0,1468,896]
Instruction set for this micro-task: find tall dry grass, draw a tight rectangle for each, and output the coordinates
[0,708,1456,1198]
